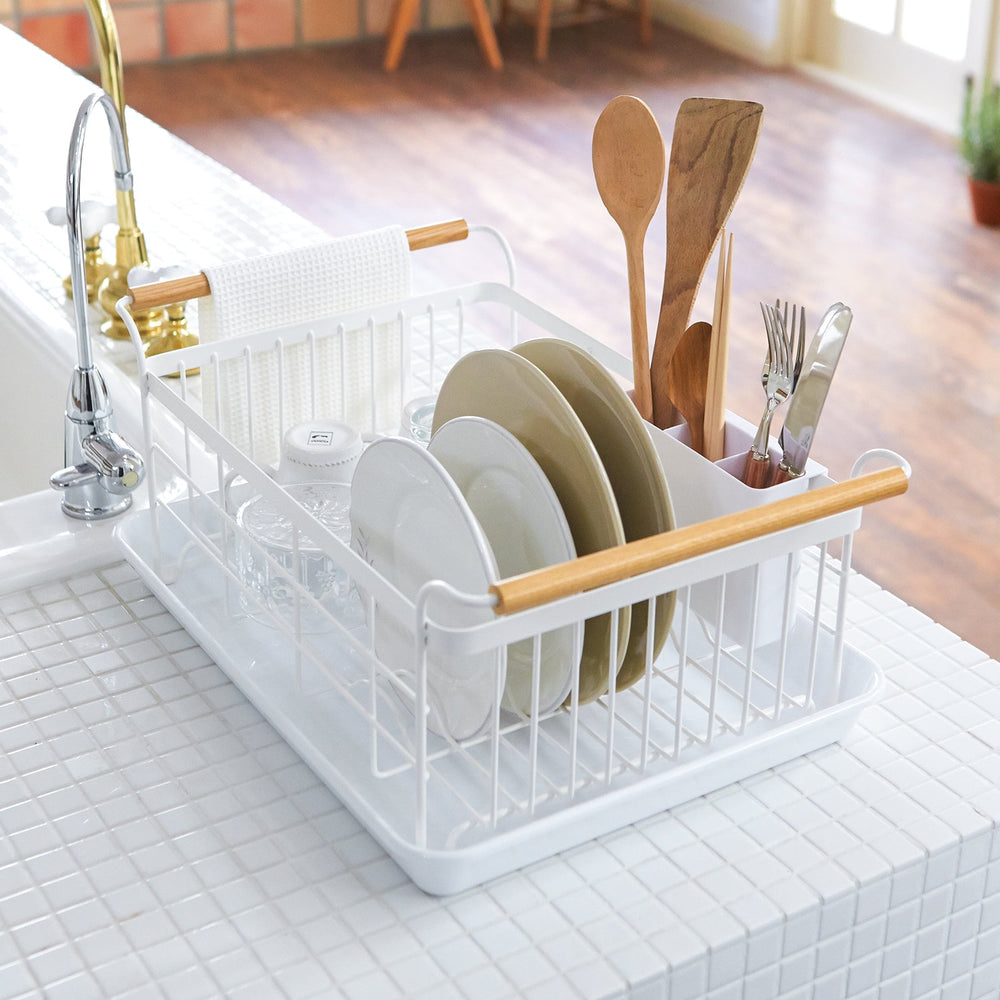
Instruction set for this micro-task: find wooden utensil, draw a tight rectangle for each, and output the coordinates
[592,95,665,423]
[650,98,763,430]
[665,320,712,456]
[702,229,733,462]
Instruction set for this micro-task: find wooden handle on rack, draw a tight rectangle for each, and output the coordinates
[127,218,471,311]
[404,217,469,250]
[489,465,909,616]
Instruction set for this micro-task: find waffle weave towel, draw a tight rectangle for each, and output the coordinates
[199,227,411,466]
[199,226,411,341]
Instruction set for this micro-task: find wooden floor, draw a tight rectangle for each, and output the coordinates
[123,21,1000,658]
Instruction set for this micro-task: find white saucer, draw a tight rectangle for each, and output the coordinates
[349,436,504,741]
[429,416,580,716]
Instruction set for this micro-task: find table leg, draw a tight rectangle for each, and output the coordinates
[461,0,504,69]
[384,0,422,70]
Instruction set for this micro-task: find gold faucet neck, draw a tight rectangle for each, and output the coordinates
[85,0,126,128]
[82,0,168,341]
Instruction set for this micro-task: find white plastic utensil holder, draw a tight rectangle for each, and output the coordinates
[116,274,907,896]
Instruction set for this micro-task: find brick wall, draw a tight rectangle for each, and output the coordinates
[2,0,480,71]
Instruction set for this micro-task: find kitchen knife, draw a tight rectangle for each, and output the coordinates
[770,302,852,485]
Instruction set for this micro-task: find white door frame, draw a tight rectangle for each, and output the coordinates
[787,0,999,133]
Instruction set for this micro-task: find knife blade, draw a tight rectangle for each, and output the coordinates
[770,302,852,485]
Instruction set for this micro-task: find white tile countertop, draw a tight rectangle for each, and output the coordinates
[3,514,1000,1000]
[3,25,1000,1000]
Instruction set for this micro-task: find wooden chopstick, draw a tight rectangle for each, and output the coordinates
[127,218,470,312]
[702,230,732,462]
[489,465,908,616]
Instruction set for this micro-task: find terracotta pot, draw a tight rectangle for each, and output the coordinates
[968,177,1000,226]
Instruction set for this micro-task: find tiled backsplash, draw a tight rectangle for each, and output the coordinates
[3,0,479,70]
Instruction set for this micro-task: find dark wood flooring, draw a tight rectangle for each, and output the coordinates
[122,20,1000,658]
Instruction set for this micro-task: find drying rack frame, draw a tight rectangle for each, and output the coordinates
[112,260,908,895]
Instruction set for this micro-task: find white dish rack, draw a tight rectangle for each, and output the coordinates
[115,273,906,896]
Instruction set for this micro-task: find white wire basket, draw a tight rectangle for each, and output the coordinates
[115,258,908,895]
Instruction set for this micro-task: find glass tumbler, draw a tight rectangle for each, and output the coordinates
[237,482,361,633]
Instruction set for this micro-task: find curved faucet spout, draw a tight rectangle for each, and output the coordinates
[52,91,145,520]
[66,91,133,372]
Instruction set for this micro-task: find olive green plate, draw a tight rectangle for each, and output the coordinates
[512,339,676,690]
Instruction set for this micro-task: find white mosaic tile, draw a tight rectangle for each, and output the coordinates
[1,552,999,997]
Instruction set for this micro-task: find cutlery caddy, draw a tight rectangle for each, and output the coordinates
[116,278,907,896]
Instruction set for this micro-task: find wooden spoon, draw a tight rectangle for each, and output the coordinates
[592,95,665,423]
[650,98,763,429]
[665,320,712,456]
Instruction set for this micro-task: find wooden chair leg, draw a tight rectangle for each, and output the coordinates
[384,0,421,71]
[460,0,504,69]
[637,0,652,45]
[535,0,552,61]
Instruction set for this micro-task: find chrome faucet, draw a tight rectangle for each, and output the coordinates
[50,91,145,520]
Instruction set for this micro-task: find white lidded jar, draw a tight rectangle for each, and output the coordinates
[276,420,363,485]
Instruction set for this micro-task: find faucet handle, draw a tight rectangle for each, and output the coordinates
[51,429,145,518]
[46,199,117,237]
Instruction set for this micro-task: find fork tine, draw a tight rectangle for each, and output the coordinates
[760,302,774,364]
[762,303,778,369]
[795,306,806,384]
[773,305,790,377]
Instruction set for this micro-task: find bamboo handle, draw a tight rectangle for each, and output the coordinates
[489,465,908,616]
[127,218,470,310]
[405,217,469,250]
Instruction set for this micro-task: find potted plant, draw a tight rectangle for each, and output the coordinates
[961,74,1000,225]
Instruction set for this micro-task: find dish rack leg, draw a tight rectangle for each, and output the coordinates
[832,531,853,700]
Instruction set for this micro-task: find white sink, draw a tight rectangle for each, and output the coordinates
[0,263,160,516]
[1,311,71,502]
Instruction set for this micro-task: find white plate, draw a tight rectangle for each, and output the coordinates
[429,416,580,716]
[431,349,629,705]
[349,436,504,740]
[512,338,677,690]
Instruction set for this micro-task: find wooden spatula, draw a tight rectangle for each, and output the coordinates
[650,98,763,430]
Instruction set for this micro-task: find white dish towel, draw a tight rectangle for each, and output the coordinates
[199,226,412,466]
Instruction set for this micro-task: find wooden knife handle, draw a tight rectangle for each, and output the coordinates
[770,463,800,487]
[742,450,772,489]
[489,465,909,616]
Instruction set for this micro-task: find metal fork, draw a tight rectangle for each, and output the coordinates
[743,303,793,487]
[776,299,807,390]
[760,300,806,393]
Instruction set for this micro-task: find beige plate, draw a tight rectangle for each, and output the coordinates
[512,339,676,690]
[432,349,630,704]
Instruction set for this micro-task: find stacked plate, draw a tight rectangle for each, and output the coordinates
[349,339,676,741]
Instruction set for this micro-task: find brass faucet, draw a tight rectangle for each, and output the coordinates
[80,0,195,355]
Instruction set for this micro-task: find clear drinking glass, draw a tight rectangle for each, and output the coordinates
[401,395,437,444]
[237,482,361,633]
